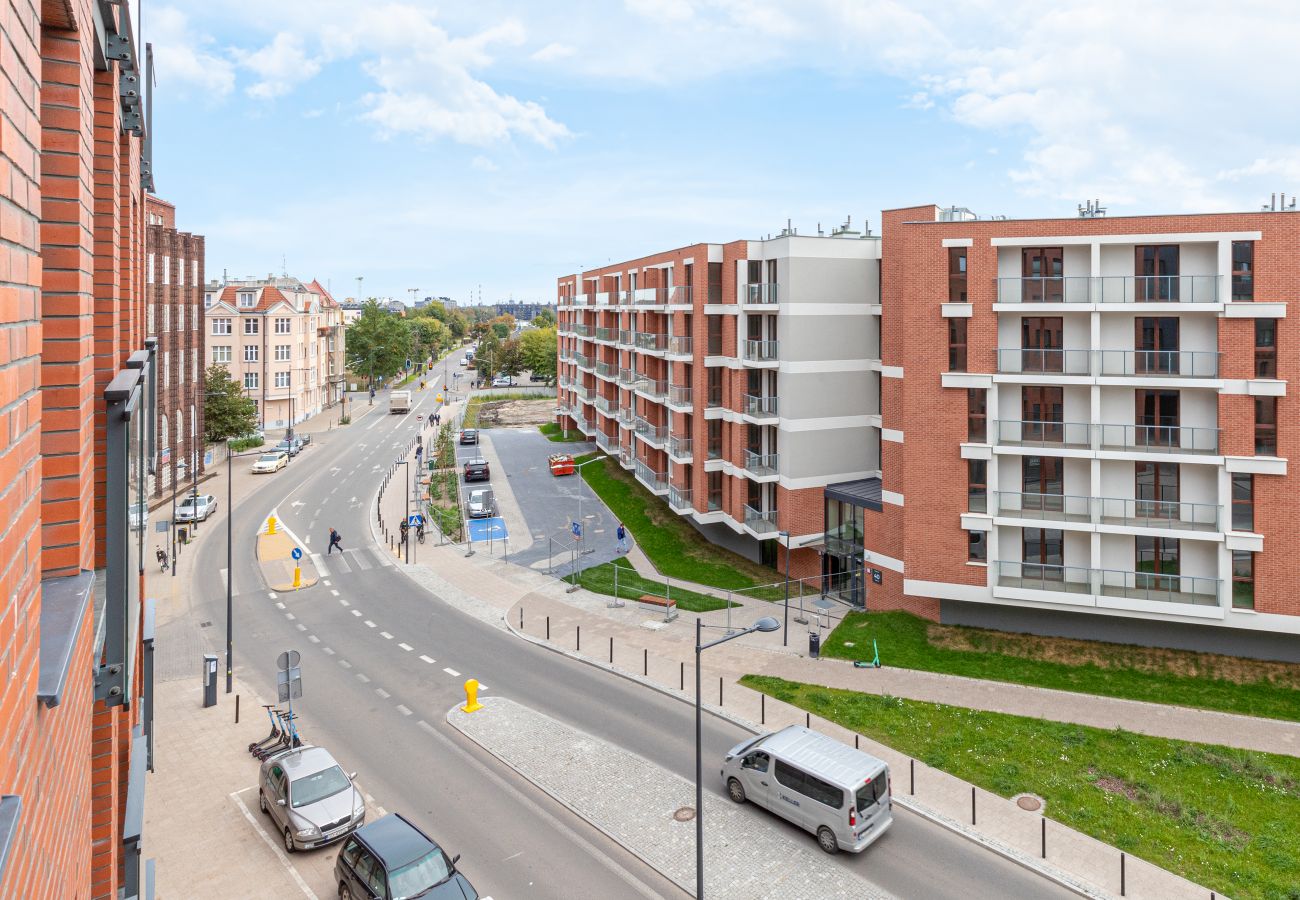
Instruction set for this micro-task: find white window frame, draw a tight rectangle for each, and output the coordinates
[274,344,291,362]
[239,292,256,308]
[244,318,259,335]
[212,318,231,335]
[244,345,259,363]
[274,371,291,389]
[212,345,231,363]
[275,318,291,335]
[244,372,259,390]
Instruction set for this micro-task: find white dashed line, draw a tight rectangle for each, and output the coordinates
[417,720,437,735]
[295,623,307,632]
[478,683,489,691]
[330,589,340,596]
[356,673,371,683]
[268,592,278,599]
[395,704,412,716]
[398,643,413,652]
[307,635,320,644]
[364,620,376,628]
[375,688,391,699]
[340,598,351,607]
[443,668,460,677]
[419,655,435,664]
[350,609,361,617]
[322,647,335,655]
[379,631,393,640]
[285,612,295,620]
[339,660,352,669]
[275,602,286,610]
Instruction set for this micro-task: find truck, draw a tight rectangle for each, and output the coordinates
[389,390,412,414]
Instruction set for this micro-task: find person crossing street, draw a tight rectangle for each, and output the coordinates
[328,527,343,554]
[616,522,629,553]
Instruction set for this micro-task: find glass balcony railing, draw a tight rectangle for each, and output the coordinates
[617,330,635,347]
[743,339,779,362]
[667,385,692,407]
[995,276,1091,304]
[667,286,692,305]
[669,486,693,510]
[594,430,612,451]
[668,436,692,458]
[743,394,778,417]
[743,283,779,304]
[596,291,619,306]
[991,419,1093,448]
[617,367,636,386]
[705,389,723,409]
[594,395,619,415]
[617,407,634,426]
[1096,349,1220,378]
[635,332,668,352]
[992,492,1219,531]
[634,460,668,492]
[668,335,693,356]
[572,353,591,370]
[994,561,1094,594]
[595,361,616,379]
[742,504,779,534]
[634,417,667,445]
[744,450,779,476]
[573,324,590,338]
[995,275,1220,304]
[594,327,615,342]
[574,384,594,402]
[991,491,1092,522]
[1096,422,1219,454]
[618,444,633,467]
[1097,568,1220,607]
[996,349,1092,375]
[631,287,666,306]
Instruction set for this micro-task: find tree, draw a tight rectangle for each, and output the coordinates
[475,329,501,381]
[204,364,257,442]
[520,327,557,382]
[490,321,510,340]
[497,337,523,377]
[346,300,411,387]
[531,308,556,329]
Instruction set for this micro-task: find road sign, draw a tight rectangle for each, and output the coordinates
[277,650,302,703]
[571,520,582,540]
[408,514,424,527]
[291,547,303,561]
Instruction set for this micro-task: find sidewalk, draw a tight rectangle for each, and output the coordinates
[256,522,320,591]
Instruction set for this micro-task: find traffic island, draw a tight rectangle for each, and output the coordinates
[255,529,320,591]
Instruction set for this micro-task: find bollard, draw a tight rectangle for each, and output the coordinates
[643,648,647,676]
[910,758,915,795]
[461,679,484,713]
[577,625,581,652]
[1120,853,1125,896]
[680,661,684,691]
[546,616,550,640]
[761,693,765,724]
[854,734,859,750]
[292,565,302,589]
[971,787,976,825]
[609,636,614,663]
[718,676,722,706]
[1041,817,1046,859]
[520,607,524,630]
[267,515,277,535]
[235,694,240,724]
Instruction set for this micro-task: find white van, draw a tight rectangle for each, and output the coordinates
[721,725,892,854]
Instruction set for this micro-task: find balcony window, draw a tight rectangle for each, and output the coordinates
[1135,389,1179,447]
[707,470,723,510]
[1021,316,1063,372]
[1255,319,1276,378]
[948,247,968,303]
[1135,536,1180,591]
[1135,245,1180,301]
[1231,473,1254,532]
[1022,528,1064,578]
[1021,247,1063,302]
[707,315,723,355]
[1136,461,1178,519]
[1232,241,1254,301]
[967,389,986,443]
[968,529,987,561]
[1255,396,1278,455]
[947,317,968,372]
[1023,456,1064,512]
[968,459,986,512]
[1022,386,1063,443]
[1135,317,1179,375]
[1232,550,1255,609]
[708,262,723,304]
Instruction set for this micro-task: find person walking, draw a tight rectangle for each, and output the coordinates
[616,522,629,553]
[328,528,343,554]
[399,518,410,546]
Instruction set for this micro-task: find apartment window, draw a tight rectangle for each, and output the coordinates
[147,252,155,283]
[947,317,968,372]
[275,344,291,361]
[707,470,723,510]
[1023,457,1064,514]
[178,305,186,332]
[948,247,968,303]
[161,305,170,333]
[213,345,231,364]
[1135,317,1179,374]
[1022,317,1063,373]
[1022,386,1063,443]
[274,372,290,389]
[1021,247,1063,302]
[1255,396,1277,455]
[967,459,986,513]
[967,389,986,442]
[1135,245,1180,301]
[244,318,259,335]
[1255,319,1276,378]
[1135,462,1178,520]
[1135,536,1179,585]
[747,260,762,285]
[1022,528,1064,577]
[707,419,723,459]
[212,318,231,335]
[244,372,259,390]
[275,317,291,334]
[1136,389,1179,447]
[1232,551,1255,609]
[706,366,723,406]
[1231,241,1254,301]
[1231,473,1254,532]
[707,315,723,355]
[707,262,723,304]
[204,292,215,308]
[146,303,155,334]
[968,529,987,562]
[162,351,169,388]
[162,255,170,285]
[244,345,259,363]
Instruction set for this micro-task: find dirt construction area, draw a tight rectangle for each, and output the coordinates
[475,398,556,427]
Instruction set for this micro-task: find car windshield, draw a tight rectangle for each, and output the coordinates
[178,499,196,509]
[258,454,281,462]
[389,849,453,899]
[290,765,351,808]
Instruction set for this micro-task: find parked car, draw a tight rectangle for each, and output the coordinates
[335,813,478,900]
[458,429,478,445]
[252,451,289,473]
[176,493,217,522]
[258,746,365,853]
[490,376,514,388]
[462,457,490,482]
[467,489,494,518]
[459,358,469,366]
[129,501,149,530]
[276,439,302,458]
[295,433,311,447]
[529,372,547,383]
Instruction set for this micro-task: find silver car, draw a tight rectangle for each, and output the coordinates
[467,489,494,518]
[176,493,217,522]
[259,746,365,852]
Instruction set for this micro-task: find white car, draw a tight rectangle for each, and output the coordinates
[176,494,218,522]
[491,376,513,388]
[252,451,289,474]
[467,489,494,518]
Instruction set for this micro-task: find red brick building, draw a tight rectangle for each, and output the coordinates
[146,195,205,496]
[0,2,157,897]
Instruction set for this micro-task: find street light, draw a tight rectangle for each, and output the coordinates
[396,460,411,565]
[573,456,603,556]
[695,615,780,900]
[778,530,792,646]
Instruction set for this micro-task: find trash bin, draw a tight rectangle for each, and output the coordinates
[809,631,821,660]
[178,526,189,544]
[202,653,218,708]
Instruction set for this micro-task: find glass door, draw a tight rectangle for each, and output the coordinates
[1022,386,1064,443]
[1021,317,1064,372]
[1022,528,1065,582]
[1135,390,1179,448]
[1021,247,1064,302]
[1135,462,1179,525]
[1022,456,1064,516]
[1135,317,1179,374]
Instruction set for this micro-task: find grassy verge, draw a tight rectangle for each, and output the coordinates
[579,456,782,595]
[742,675,1299,900]
[539,422,588,442]
[575,561,729,613]
[462,391,545,429]
[824,611,1300,721]
[228,436,264,452]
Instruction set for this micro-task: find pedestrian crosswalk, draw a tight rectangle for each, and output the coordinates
[312,546,391,577]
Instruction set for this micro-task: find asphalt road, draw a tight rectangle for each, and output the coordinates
[190,348,1076,900]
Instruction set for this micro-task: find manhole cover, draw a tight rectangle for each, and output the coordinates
[1015,794,1043,811]
[673,807,696,822]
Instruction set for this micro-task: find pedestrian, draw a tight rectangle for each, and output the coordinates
[616,522,629,553]
[328,528,343,554]
[399,518,410,545]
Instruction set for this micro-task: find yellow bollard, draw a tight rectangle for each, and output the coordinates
[267,515,277,535]
[461,679,483,713]
[292,565,301,589]
[436,393,443,404]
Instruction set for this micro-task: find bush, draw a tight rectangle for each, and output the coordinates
[339,415,351,425]
[229,436,264,452]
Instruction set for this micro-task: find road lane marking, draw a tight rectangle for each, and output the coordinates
[340,598,350,607]
[276,602,286,610]
[322,647,335,655]
[443,667,460,677]
[305,535,311,544]
[310,553,328,575]
[220,568,228,590]
[322,580,331,586]
[364,620,376,628]
[268,592,278,599]
[228,793,319,900]
[419,655,435,664]
[295,624,307,632]
[345,549,372,570]
[379,631,393,640]
[308,635,320,644]
[351,610,362,617]
[375,688,391,699]
[331,553,353,574]
[339,660,352,669]
[285,613,296,620]
[330,589,340,596]
[356,673,371,683]
[398,643,413,652]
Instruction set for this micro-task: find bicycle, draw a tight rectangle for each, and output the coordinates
[416,525,426,544]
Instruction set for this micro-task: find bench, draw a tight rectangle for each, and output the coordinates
[638,594,678,621]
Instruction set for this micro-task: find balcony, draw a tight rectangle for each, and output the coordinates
[667,286,692,305]
[668,335,693,357]
[744,450,779,476]
[573,324,591,338]
[617,368,637,387]
[634,460,669,493]
[637,379,668,402]
[667,385,692,409]
[995,562,1220,607]
[632,287,666,307]
[617,329,635,347]
[743,394,778,418]
[594,430,612,451]
[743,504,779,534]
[995,275,1220,304]
[619,444,634,468]
[580,293,596,307]
[596,291,619,306]
[595,395,619,416]
[742,283,779,305]
[996,349,1092,376]
[992,492,1219,531]
[991,491,1092,523]
[669,485,693,511]
[668,435,692,459]
[994,561,1095,596]
[572,353,591,370]
[1096,350,1220,379]
[595,327,616,343]
[595,361,616,379]
[574,384,594,402]
[617,407,634,426]
[635,332,668,353]
[1097,423,1219,455]
[992,419,1093,449]
[576,417,595,436]
[994,276,1091,304]
[743,339,779,363]
[634,417,667,447]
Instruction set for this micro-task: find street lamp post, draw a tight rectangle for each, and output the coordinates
[695,615,780,900]
[226,438,233,693]
[573,457,602,556]
[779,530,791,646]
[397,460,410,565]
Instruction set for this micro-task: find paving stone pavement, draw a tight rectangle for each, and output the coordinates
[448,697,895,900]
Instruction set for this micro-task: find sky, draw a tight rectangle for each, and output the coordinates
[148,0,1300,305]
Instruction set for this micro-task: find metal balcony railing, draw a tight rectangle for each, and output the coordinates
[668,385,692,407]
[617,407,634,426]
[995,276,1091,304]
[574,384,594,402]
[743,339,779,362]
[634,460,668,492]
[1096,349,1220,378]
[669,436,692,458]
[1097,568,1220,607]
[994,561,1094,595]
[991,491,1092,523]
[668,335,693,356]
[996,349,1092,376]
[991,419,1093,449]
[668,286,692,305]
[596,291,619,305]
[632,287,666,306]
[595,361,616,379]
[669,486,693,510]
[595,327,615,342]
[573,324,590,338]
[1097,422,1219,454]
[572,353,591,370]
[594,430,612,451]
[743,283,779,304]
[638,379,667,401]
[617,367,636,386]
[595,395,619,415]
[1095,496,1219,531]
[619,444,634,467]
[742,504,779,533]
[743,394,778,417]
[744,450,779,476]
[617,330,635,347]
[635,332,668,352]
[634,417,667,445]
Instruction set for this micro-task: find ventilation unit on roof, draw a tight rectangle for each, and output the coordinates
[1078,199,1107,218]
[1262,192,1298,211]
[938,206,977,222]
[830,216,861,238]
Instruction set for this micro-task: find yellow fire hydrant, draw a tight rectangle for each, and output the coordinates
[461,679,483,713]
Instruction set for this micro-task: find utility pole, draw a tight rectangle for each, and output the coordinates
[356,276,363,302]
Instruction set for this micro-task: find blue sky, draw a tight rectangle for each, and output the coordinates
[149,1,1300,304]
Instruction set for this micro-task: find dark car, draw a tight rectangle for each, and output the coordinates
[335,813,478,900]
[529,373,547,383]
[462,458,490,482]
[458,429,478,445]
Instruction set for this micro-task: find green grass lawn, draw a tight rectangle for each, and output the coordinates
[579,457,782,595]
[824,611,1300,721]
[539,422,589,442]
[741,675,1300,900]
[574,561,729,613]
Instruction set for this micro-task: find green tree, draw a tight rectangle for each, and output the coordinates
[490,321,510,340]
[203,364,257,442]
[475,329,501,381]
[520,327,557,382]
[497,337,523,377]
[346,300,411,387]
[531,308,556,329]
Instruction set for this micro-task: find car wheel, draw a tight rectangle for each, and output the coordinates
[339,884,353,900]
[816,826,839,854]
[727,778,746,804]
[284,828,296,853]
[259,791,267,815]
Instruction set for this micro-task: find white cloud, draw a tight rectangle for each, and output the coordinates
[531,42,575,62]
[471,156,500,171]
[625,0,695,22]
[233,32,323,99]
[150,7,235,98]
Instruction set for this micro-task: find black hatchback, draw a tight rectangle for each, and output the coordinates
[335,813,478,900]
